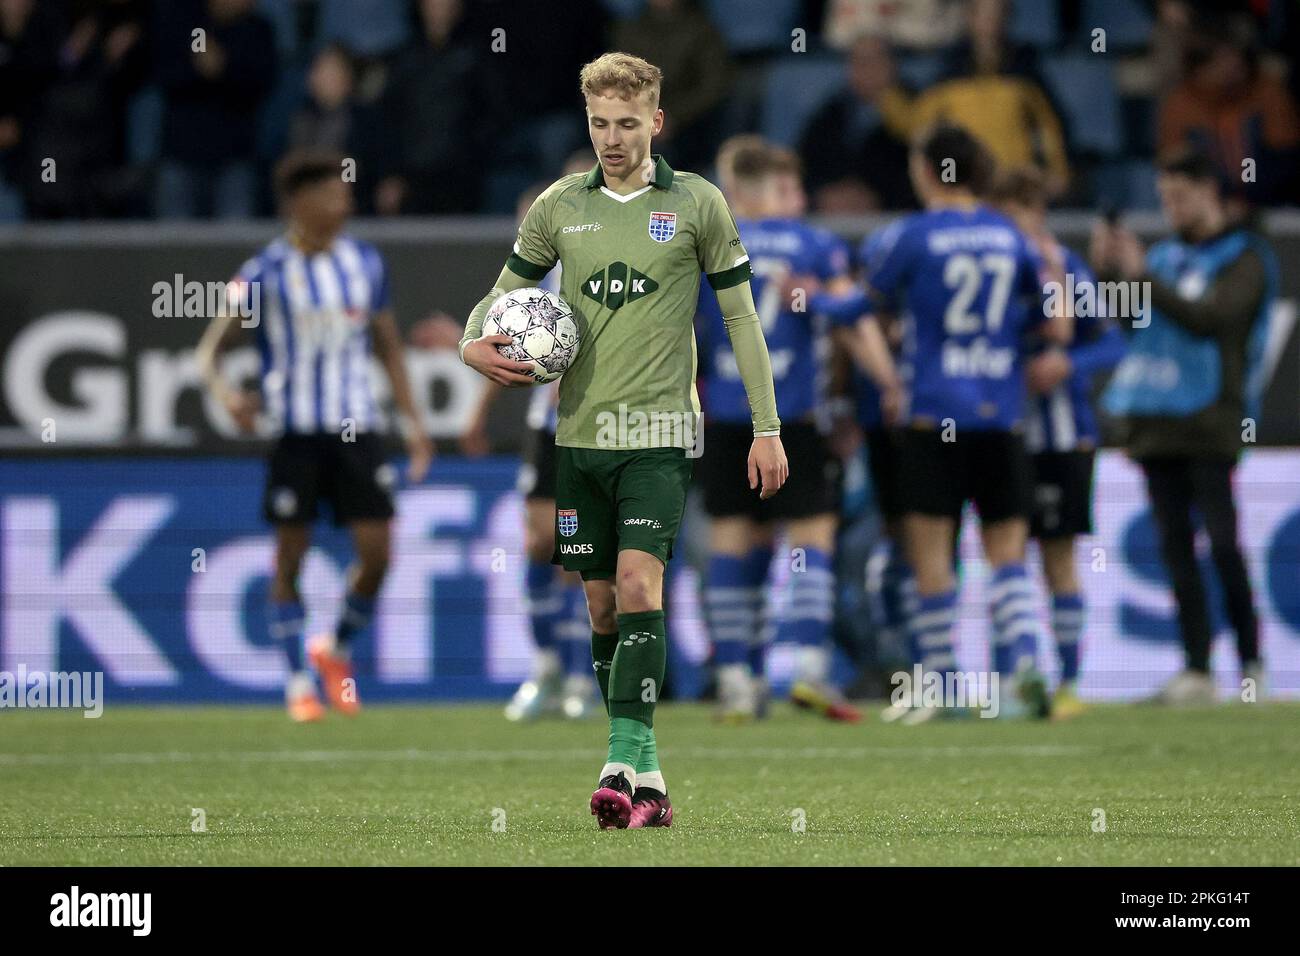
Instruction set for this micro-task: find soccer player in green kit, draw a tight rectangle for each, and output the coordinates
[460,53,787,830]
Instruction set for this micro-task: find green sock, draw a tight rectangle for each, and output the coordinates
[607,716,649,769]
[591,630,618,714]
[605,609,667,771]
[608,610,666,727]
[635,728,659,775]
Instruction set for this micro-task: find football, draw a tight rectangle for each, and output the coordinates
[482,287,580,383]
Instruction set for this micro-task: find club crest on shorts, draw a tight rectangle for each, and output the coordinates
[558,508,578,537]
[648,211,676,243]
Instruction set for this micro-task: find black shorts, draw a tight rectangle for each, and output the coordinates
[864,427,904,520]
[263,432,396,526]
[517,428,557,501]
[1030,449,1096,539]
[896,427,1032,524]
[701,421,840,521]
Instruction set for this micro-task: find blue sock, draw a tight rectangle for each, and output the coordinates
[989,563,1040,676]
[560,581,592,677]
[743,546,772,676]
[775,546,834,649]
[705,554,750,667]
[1052,592,1084,682]
[270,599,306,673]
[335,590,376,649]
[913,591,957,678]
[875,540,918,663]
[526,559,563,653]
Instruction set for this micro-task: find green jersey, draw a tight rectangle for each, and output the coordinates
[501,156,753,450]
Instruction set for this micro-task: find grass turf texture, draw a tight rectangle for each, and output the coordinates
[1,703,1297,866]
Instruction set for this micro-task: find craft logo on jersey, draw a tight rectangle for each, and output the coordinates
[558,509,579,537]
[648,211,676,243]
[583,262,659,310]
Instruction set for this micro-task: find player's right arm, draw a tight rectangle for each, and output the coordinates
[460,184,562,387]
[835,317,904,425]
[460,266,542,387]
[196,276,259,433]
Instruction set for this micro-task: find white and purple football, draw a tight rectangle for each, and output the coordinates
[482,288,580,384]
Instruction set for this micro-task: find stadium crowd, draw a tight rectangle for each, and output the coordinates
[1,0,1298,222]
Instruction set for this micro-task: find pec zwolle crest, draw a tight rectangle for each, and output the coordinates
[648,211,676,243]
[558,509,578,537]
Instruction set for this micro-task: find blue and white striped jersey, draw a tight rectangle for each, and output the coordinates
[1023,244,1127,452]
[232,234,390,435]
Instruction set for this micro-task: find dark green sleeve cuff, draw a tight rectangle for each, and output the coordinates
[707,259,752,291]
[506,253,552,282]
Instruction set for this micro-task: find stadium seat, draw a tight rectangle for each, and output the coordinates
[759,56,845,147]
[600,0,646,18]
[1079,0,1153,52]
[1007,0,1061,49]
[257,0,300,55]
[705,0,801,55]
[1040,55,1122,157]
[1093,159,1161,210]
[126,86,164,165]
[257,64,308,163]
[316,0,411,58]
[895,52,946,91]
[0,179,23,222]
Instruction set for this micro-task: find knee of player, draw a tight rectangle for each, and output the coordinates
[273,553,306,587]
[588,605,618,633]
[356,548,391,587]
[615,570,659,612]
[585,594,617,632]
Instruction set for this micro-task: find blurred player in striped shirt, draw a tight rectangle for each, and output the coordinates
[197,149,432,721]
[990,167,1126,718]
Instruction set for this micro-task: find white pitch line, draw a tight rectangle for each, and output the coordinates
[0,744,1095,767]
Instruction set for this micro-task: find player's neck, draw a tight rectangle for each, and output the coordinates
[926,189,979,212]
[286,224,339,255]
[1182,209,1227,244]
[601,170,648,195]
[600,153,658,195]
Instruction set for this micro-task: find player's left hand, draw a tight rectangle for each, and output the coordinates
[406,433,434,484]
[1027,348,1073,394]
[748,435,788,500]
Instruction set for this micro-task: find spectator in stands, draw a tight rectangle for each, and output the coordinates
[153,0,277,219]
[286,44,381,214]
[1158,14,1300,207]
[822,0,964,53]
[375,0,487,215]
[0,0,62,220]
[1148,0,1198,96]
[797,33,914,213]
[19,0,150,219]
[315,0,410,60]
[610,0,733,173]
[910,0,1069,196]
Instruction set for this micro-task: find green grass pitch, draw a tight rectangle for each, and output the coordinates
[1,702,1297,866]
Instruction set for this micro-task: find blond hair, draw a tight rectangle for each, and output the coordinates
[579,52,662,105]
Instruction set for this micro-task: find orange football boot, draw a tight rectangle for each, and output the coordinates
[308,634,360,715]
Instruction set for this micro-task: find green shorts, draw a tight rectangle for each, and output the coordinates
[552,445,694,580]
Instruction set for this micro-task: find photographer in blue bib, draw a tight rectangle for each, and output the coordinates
[1093,149,1278,704]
